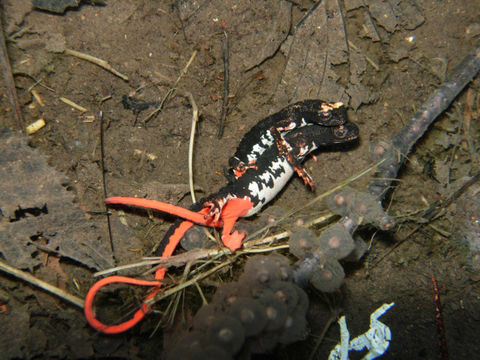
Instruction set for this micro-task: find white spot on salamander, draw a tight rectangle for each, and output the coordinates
[246,157,294,216]
[248,132,275,162]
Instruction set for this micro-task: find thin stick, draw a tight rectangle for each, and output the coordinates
[64,48,129,81]
[194,281,208,305]
[143,50,198,123]
[0,15,24,131]
[99,110,116,258]
[360,0,382,42]
[432,275,449,360]
[94,259,161,277]
[186,92,199,203]
[308,312,338,360]
[59,96,88,112]
[97,229,288,278]
[0,260,84,309]
[217,31,229,138]
[152,258,232,303]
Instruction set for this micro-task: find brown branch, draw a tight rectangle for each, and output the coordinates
[0,14,24,131]
[217,31,229,138]
[369,43,480,199]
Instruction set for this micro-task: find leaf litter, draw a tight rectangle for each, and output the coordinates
[0,130,114,270]
[0,0,479,358]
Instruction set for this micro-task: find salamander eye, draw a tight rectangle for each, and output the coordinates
[334,125,347,138]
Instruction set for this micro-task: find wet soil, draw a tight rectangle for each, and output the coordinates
[1,0,480,359]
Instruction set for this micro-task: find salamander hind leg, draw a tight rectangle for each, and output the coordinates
[202,198,227,223]
[220,216,245,251]
[218,197,255,251]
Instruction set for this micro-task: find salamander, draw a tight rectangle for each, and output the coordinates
[157,121,359,257]
[88,120,358,335]
[228,100,347,180]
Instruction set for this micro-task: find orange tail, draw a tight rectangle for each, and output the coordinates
[105,196,222,226]
[84,276,161,334]
[85,197,254,333]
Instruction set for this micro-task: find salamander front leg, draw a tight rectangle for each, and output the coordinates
[221,216,245,251]
[289,156,315,190]
[232,159,259,179]
[269,126,315,190]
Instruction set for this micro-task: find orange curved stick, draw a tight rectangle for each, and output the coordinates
[105,197,222,227]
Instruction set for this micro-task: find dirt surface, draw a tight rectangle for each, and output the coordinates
[1,0,480,359]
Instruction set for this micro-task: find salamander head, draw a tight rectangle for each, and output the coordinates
[330,121,359,143]
[299,100,347,127]
[287,121,359,148]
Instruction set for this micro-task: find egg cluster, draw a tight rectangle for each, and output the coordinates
[181,225,213,250]
[290,186,394,292]
[288,224,352,292]
[368,140,400,198]
[328,186,395,231]
[166,254,308,359]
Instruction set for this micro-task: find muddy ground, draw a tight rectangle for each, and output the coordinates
[1,0,480,359]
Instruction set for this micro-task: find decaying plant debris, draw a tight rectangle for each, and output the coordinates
[1,0,480,359]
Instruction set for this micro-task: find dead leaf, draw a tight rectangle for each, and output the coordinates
[366,0,424,33]
[397,1,425,30]
[434,160,450,185]
[178,0,291,71]
[347,83,377,110]
[0,130,114,270]
[32,0,81,14]
[434,132,455,149]
[367,0,398,33]
[275,0,349,106]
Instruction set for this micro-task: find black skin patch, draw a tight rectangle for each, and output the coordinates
[228,100,347,181]
[156,121,359,257]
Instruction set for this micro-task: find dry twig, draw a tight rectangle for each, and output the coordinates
[0,260,84,309]
[186,92,199,202]
[0,15,24,131]
[64,48,129,81]
[369,44,480,199]
[217,31,229,138]
[59,96,88,112]
[143,50,198,123]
